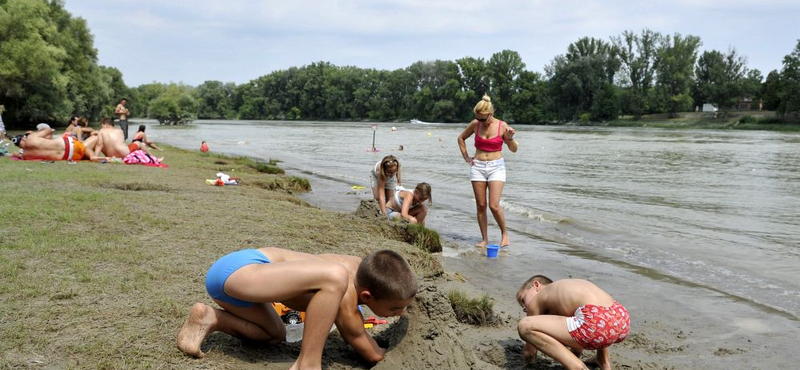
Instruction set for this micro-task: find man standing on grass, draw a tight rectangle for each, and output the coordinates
[115,98,130,141]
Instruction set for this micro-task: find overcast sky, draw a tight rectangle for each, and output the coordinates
[62,0,796,87]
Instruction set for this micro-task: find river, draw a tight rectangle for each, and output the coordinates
[140,119,800,321]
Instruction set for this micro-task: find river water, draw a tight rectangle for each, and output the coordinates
[142,119,800,320]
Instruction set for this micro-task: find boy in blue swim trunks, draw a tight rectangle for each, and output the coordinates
[177,247,418,370]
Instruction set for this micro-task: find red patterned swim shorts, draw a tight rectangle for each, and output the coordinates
[567,301,630,350]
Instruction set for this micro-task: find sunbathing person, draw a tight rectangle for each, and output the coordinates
[10,128,104,161]
[94,118,132,158]
[131,125,161,150]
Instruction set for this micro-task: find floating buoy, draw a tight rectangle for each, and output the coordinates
[426,132,432,137]
[200,141,209,153]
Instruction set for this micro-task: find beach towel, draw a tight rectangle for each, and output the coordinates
[123,150,168,168]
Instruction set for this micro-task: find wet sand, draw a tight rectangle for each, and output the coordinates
[296,171,800,369]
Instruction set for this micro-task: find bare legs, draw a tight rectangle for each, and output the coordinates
[471,180,508,247]
[177,261,348,370]
[518,316,591,370]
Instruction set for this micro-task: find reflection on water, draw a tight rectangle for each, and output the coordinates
[145,120,800,319]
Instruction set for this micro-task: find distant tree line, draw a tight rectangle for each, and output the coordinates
[2,0,800,128]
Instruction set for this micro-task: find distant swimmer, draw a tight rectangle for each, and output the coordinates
[457,94,518,248]
[391,126,397,132]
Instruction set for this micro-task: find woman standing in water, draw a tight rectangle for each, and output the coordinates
[457,94,518,247]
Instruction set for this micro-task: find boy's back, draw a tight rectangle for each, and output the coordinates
[531,279,616,316]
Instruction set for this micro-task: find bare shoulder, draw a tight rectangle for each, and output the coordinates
[258,247,314,262]
[319,254,361,271]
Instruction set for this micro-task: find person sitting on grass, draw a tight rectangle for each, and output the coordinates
[131,125,161,151]
[516,275,630,370]
[11,128,105,162]
[177,247,418,370]
[385,182,432,227]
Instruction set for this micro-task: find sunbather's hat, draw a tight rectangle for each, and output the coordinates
[10,134,25,147]
[36,123,55,132]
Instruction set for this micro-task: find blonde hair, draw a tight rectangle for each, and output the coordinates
[415,182,432,204]
[473,94,495,115]
[379,155,401,184]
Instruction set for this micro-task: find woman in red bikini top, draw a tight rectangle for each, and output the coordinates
[457,94,518,249]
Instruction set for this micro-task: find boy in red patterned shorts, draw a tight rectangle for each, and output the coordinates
[516,275,630,370]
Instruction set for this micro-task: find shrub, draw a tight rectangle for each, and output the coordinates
[248,161,284,174]
[446,290,496,326]
[738,115,757,124]
[404,223,442,253]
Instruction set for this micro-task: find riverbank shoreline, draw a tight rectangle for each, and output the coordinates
[2,147,796,369]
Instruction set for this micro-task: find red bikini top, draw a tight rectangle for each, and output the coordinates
[474,120,504,152]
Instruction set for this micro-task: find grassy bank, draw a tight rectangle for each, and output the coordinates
[568,111,800,131]
[0,146,437,369]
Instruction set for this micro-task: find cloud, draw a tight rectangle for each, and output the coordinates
[61,0,796,86]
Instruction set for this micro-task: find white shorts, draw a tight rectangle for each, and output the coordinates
[470,158,506,182]
[386,208,402,220]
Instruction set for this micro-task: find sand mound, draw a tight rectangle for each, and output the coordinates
[372,282,499,370]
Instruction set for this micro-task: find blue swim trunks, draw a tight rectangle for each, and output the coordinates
[205,249,271,308]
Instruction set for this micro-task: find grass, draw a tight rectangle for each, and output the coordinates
[598,111,800,131]
[0,145,437,369]
[446,290,497,326]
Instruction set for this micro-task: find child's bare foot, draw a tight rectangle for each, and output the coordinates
[177,303,216,358]
[475,240,488,248]
[500,234,510,247]
[157,157,165,162]
[586,354,612,370]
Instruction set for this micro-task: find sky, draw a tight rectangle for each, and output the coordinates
[62,0,797,87]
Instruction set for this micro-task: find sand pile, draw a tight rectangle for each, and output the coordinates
[372,282,500,370]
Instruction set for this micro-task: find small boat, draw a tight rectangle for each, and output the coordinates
[410,118,434,125]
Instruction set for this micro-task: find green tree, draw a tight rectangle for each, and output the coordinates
[0,0,68,124]
[487,50,526,119]
[655,33,702,118]
[612,29,662,119]
[147,84,197,125]
[195,80,231,119]
[695,48,747,117]
[545,37,620,121]
[778,40,800,118]
[762,70,781,111]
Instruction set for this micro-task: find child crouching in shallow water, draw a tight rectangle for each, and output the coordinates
[385,182,432,227]
[177,247,418,370]
[516,275,630,370]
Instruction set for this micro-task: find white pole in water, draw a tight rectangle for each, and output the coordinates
[371,124,377,152]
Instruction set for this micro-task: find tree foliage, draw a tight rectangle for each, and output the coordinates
[2,5,796,127]
[0,0,126,127]
[695,48,747,117]
[655,33,702,118]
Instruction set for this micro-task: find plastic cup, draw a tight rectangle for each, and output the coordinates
[486,244,500,259]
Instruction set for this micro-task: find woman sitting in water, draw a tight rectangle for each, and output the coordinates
[371,155,402,214]
[386,182,432,227]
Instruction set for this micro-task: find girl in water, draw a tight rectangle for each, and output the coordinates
[370,155,402,214]
[457,94,518,247]
[386,182,432,227]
